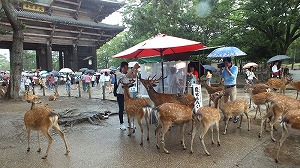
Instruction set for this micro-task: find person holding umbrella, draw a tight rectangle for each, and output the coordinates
[206,70,213,86]
[272,61,281,78]
[219,57,239,123]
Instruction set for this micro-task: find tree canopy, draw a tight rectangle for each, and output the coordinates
[97,0,300,66]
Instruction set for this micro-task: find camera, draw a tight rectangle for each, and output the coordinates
[217,62,225,68]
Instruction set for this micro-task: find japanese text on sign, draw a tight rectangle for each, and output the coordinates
[23,2,45,13]
[192,84,203,112]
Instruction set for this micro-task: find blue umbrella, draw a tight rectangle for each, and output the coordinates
[267,55,290,63]
[207,46,246,58]
[202,65,217,72]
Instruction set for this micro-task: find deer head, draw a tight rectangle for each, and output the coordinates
[138,74,165,91]
[121,78,135,88]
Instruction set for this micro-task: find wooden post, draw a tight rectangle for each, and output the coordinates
[42,84,45,96]
[68,83,71,97]
[78,82,81,97]
[55,85,59,96]
[102,85,105,100]
[88,82,91,99]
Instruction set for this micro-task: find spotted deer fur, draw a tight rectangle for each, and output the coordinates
[275,109,300,163]
[152,103,193,154]
[217,94,250,135]
[24,101,69,159]
[190,105,221,156]
[267,77,292,95]
[139,75,194,108]
[289,80,300,99]
[122,80,151,146]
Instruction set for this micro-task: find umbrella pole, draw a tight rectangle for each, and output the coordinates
[161,52,164,93]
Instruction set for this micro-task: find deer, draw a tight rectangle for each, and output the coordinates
[152,102,193,154]
[49,91,58,101]
[267,77,292,95]
[121,79,151,146]
[190,104,221,156]
[201,79,224,107]
[258,96,300,142]
[289,80,300,99]
[22,91,38,102]
[275,109,300,163]
[139,75,194,108]
[24,100,70,159]
[216,92,250,135]
[244,84,274,119]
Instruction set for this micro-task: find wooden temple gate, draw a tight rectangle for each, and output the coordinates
[0,0,124,71]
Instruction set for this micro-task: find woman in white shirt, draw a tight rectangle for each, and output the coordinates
[272,61,281,78]
[246,66,258,84]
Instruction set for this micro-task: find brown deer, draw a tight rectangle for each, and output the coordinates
[139,75,194,108]
[259,96,300,142]
[190,105,221,156]
[289,80,300,99]
[49,91,58,101]
[201,79,224,107]
[267,77,292,95]
[275,109,300,163]
[216,92,250,135]
[244,84,274,119]
[22,92,38,102]
[121,79,151,146]
[152,103,193,154]
[24,101,69,159]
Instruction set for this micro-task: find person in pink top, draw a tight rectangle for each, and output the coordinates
[85,73,91,91]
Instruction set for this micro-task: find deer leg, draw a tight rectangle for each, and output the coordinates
[181,124,187,150]
[210,123,215,145]
[155,122,161,149]
[269,115,280,142]
[199,124,210,156]
[259,111,272,138]
[223,116,229,135]
[41,129,53,159]
[52,124,70,155]
[216,121,221,146]
[37,131,41,152]
[244,112,250,131]
[127,117,133,136]
[137,114,144,146]
[144,108,150,141]
[190,119,200,154]
[275,123,289,163]
[161,123,171,154]
[26,128,31,152]
[297,92,299,100]
[238,114,243,129]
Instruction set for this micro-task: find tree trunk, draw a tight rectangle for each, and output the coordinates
[6,30,24,99]
[2,0,24,99]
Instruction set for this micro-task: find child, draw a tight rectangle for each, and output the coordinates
[206,70,212,86]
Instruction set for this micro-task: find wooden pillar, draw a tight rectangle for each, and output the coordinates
[91,45,97,70]
[72,44,78,71]
[46,41,53,71]
[59,50,63,69]
[36,45,47,70]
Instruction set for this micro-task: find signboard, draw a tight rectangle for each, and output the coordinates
[192,84,203,111]
[23,2,45,13]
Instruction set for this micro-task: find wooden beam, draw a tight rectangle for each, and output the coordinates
[55,0,80,6]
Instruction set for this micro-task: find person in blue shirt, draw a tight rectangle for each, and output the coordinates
[219,57,239,123]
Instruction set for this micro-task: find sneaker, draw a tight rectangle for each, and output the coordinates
[120,124,126,130]
[233,117,239,123]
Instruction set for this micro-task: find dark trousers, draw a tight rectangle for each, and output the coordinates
[117,94,124,124]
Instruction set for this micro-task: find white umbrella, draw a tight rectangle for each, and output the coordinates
[59,68,73,73]
[243,62,258,69]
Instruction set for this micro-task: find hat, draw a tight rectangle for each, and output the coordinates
[223,57,232,62]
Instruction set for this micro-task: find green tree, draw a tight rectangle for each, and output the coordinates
[0,53,10,70]
[242,0,300,56]
[22,50,36,71]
